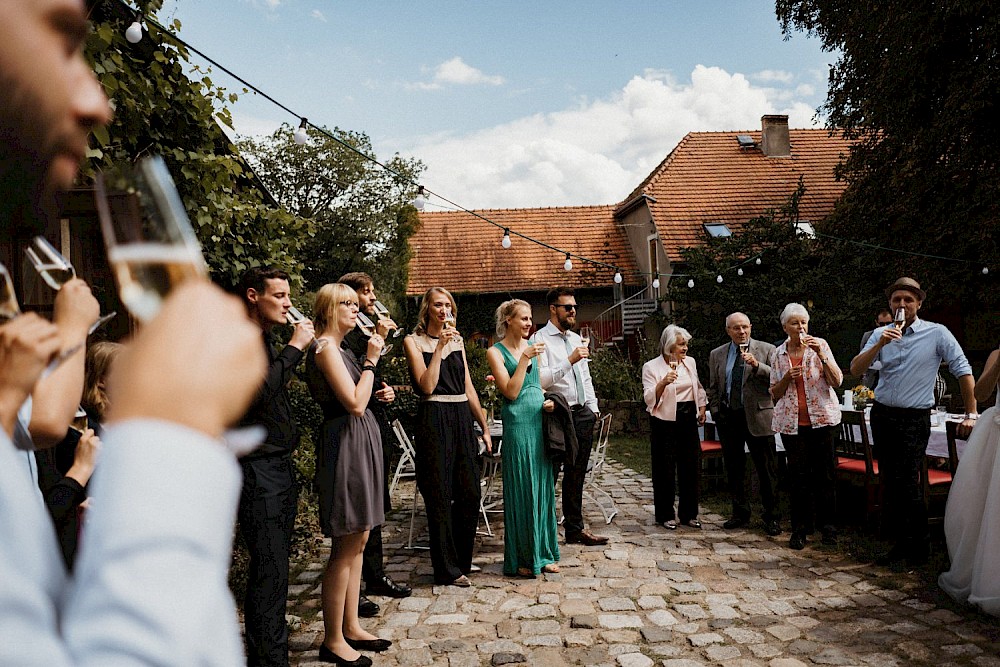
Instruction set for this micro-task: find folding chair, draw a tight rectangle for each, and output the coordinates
[391,420,429,550]
[581,413,618,524]
[477,438,503,537]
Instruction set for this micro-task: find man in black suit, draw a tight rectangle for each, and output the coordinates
[707,312,781,536]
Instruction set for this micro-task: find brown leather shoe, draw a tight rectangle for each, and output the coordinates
[565,530,609,546]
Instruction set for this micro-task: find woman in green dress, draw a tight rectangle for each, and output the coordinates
[486,299,560,578]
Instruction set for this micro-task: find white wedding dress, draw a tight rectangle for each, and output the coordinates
[939,404,1000,615]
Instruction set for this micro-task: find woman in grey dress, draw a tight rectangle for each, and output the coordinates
[306,282,388,666]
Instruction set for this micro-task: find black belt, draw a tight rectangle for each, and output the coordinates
[872,401,930,417]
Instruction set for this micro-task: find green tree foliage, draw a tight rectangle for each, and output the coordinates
[83,1,312,289]
[238,125,424,309]
[776,0,998,309]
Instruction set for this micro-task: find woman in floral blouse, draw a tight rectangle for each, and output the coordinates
[769,303,843,550]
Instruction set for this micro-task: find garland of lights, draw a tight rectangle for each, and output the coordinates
[114,0,992,287]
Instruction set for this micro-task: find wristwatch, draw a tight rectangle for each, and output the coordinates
[964,413,979,421]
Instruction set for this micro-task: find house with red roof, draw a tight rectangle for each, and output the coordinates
[409,115,854,344]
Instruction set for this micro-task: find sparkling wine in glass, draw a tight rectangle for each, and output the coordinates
[668,356,679,371]
[25,236,116,334]
[95,156,208,322]
[0,263,20,324]
[580,326,593,349]
[70,406,90,434]
[373,300,402,337]
[357,311,391,355]
[443,307,457,332]
[286,305,328,353]
[893,307,906,330]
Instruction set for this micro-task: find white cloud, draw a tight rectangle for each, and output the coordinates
[409,57,505,90]
[264,0,281,7]
[753,69,794,84]
[394,65,822,209]
[310,9,326,22]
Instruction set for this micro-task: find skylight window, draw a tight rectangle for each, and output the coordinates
[704,223,732,238]
[736,134,757,148]
[795,221,816,238]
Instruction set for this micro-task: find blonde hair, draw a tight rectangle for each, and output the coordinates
[81,341,124,421]
[495,299,531,339]
[313,282,358,335]
[415,287,457,335]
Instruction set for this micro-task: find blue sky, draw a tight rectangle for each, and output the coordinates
[157,0,835,208]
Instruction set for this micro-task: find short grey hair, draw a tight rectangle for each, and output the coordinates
[779,302,810,326]
[659,324,692,355]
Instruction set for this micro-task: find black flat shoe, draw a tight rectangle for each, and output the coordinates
[366,575,412,598]
[764,520,782,536]
[681,519,702,529]
[789,533,806,550]
[723,517,748,530]
[662,520,678,530]
[346,637,392,652]
[318,644,373,666]
[358,595,379,618]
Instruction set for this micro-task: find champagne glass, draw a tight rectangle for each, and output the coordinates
[373,300,402,338]
[25,236,117,334]
[580,326,593,349]
[893,307,906,330]
[286,305,328,353]
[357,311,391,355]
[0,262,83,372]
[70,406,90,434]
[95,156,208,323]
[442,306,461,343]
[667,354,679,371]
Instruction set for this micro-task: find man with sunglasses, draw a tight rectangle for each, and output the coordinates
[538,287,608,546]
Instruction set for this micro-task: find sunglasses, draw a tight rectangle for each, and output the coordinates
[553,304,577,311]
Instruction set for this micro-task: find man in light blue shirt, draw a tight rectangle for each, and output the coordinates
[851,277,978,566]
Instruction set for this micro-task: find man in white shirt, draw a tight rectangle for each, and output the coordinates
[1,2,267,663]
[538,287,608,546]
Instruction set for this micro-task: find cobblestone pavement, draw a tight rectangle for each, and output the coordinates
[286,460,1000,666]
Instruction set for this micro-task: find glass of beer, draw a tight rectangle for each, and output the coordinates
[95,156,208,322]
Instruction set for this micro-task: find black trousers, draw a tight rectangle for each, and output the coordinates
[716,407,779,522]
[782,425,836,534]
[361,417,394,585]
[415,402,481,583]
[870,402,930,549]
[650,405,701,524]
[238,454,298,667]
[560,405,598,536]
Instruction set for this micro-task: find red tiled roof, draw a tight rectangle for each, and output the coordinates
[621,129,854,262]
[408,206,638,296]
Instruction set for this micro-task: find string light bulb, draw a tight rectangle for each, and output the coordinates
[125,18,143,43]
[755,257,762,266]
[687,278,695,288]
[652,277,660,289]
[716,275,723,283]
[412,186,426,211]
[983,267,990,275]
[293,118,308,145]
[501,228,511,249]
[613,270,622,284]
[737,267,744,276]
[564,254,573,271]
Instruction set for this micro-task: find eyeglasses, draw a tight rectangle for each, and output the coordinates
[340,300,359,309]
[553,304,577,311]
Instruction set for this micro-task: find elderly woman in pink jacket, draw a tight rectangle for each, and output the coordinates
[769,303,843,550]
[642,324,708,530]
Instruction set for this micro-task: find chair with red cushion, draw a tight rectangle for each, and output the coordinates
[700,422,725,486]
[834,410,881,528]
[923,420,964,525]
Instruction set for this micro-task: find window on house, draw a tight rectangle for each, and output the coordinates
[703,223,732,238]
[795,221,816,238]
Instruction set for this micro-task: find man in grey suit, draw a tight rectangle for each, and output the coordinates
[860,309,893,388]
[707,312,781,535]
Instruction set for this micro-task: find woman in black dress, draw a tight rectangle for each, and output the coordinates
[306,283,389,666]
[402,287,492,586]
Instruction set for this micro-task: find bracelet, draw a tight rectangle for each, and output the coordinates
[361,366,375,375]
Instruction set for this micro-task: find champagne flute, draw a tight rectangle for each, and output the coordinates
[580,326,593,350]
[95,156,208,323]
[357,311,391,355]
[893,307,906,330]
[25,236,117,334]
[70,406,90,434]
[667,354,679,372]
[373,300,402,338]
[286,305,328,353]
[0,262,83,373]
[442,306,461,343]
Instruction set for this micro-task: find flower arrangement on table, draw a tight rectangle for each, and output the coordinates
[851,384,874,411]
[483,374,499,423]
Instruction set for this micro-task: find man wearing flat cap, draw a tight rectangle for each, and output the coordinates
[851,277,978,566]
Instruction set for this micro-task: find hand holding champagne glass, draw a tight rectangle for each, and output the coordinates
[286,306,327,353]
[25,236,117,334]
[373,300,402,338]
[95,156,208,323]
[358,312,391,355]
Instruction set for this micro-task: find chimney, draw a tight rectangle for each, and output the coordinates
[761,115,790,158]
